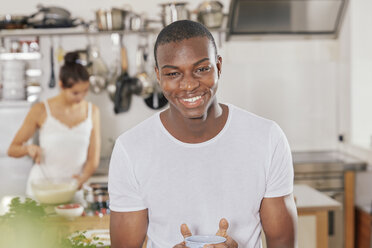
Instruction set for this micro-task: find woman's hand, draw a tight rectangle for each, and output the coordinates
[26,144,42,164]
[173,218,238,248]
[72,174,84,189]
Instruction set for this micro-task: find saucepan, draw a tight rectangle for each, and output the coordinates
[160,2,190,27]
[95,8,129,31]
[197,1,224,29]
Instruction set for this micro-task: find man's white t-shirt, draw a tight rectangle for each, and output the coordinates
[108,103,293,248]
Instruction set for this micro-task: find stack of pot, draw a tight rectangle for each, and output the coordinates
[159,1,224,28]
[95,8,146,31]
[1,60,26,100]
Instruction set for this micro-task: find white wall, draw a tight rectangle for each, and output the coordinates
[1,0,345,156]
[349,0,372,148]
[339,0,372,168]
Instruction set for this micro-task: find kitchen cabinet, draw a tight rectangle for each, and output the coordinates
[294,184,341,248]
[293,151,367,248]
[355,206,372,248]
[261,184,341,248]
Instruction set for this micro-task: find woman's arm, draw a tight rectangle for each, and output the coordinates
[76,105,101,187]
[7,103,44,163]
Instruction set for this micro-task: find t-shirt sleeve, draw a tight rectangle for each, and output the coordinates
[264,123,294,198]
[108,139,147,212]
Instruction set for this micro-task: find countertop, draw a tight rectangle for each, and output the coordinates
[294,184,341,211]
[53,185,337,232]
[292,150,367,172]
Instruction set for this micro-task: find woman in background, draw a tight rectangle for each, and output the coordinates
[7,51,101,196]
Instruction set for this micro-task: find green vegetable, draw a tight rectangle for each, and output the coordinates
[0,197,109,248]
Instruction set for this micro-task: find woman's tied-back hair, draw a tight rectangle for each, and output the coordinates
[154,20,218,68]
[59,51,90,88]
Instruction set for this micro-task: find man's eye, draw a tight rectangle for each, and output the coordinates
[165,72,179,77]
[196,66,211,73]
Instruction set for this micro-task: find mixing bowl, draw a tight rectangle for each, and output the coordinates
[31,178,78,204]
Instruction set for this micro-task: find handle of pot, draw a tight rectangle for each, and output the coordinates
[121,46,128,72]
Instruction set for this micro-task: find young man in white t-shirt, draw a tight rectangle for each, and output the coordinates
[108,20,297,248]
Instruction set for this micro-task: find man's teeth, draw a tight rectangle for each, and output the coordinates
[183,96,201,102]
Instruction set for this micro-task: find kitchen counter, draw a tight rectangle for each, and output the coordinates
[294,184,341,211]
[294,184,341,248]
[48,215,110,234]
[292,150,367,171]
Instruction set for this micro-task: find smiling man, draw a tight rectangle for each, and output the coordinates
[108,20,297,248]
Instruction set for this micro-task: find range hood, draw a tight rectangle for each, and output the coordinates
[227,0,348,39]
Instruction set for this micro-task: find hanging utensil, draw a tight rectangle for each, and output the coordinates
[49,42,56,88]
[132,43,154,98]
[144,83,168,110]
[87,44,109,94]
[114,73,134,113]
[113,42,135,114]
[107,34,123,101]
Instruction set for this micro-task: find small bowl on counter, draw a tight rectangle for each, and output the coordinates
[55,203,84,220]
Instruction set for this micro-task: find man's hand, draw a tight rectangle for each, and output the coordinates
[173,218,238,248]
[27,144,42,164]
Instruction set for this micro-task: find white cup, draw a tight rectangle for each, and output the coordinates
[185,235,226,248]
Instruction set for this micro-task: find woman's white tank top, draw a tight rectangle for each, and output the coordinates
[26,100,93,196]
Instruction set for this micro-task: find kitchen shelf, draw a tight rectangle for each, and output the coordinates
[0,100,32,108]
[0,52,41,60]
[0,26,228,38]
[0,27,160,38]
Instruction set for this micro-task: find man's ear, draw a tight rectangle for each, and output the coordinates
[155,66,160,84]
[216,55,222,79]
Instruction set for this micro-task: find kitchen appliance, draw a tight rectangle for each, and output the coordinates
[197,1,224,29]
[293,151,367,248]
[227,0,348,39]
[160,2,190,27]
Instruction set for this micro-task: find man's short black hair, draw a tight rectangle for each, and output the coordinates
[154,20,218,68]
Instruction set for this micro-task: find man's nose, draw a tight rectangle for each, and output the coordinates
[180,76,199,91]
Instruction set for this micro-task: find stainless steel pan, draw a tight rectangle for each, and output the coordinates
[160,2,190,27]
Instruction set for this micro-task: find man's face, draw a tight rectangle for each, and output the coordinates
[155,36,222,119]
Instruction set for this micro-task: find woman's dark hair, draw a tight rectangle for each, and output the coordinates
[59,52,90,88]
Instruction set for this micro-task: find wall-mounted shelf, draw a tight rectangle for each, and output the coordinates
[0,52,41,60]
[0,27,160,38]
[0,26,227,38]
[0,100,32,108]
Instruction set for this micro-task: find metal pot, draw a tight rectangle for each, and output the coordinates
[197,1,224,28]
[95,8,130,31]
[160,2,190,27]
